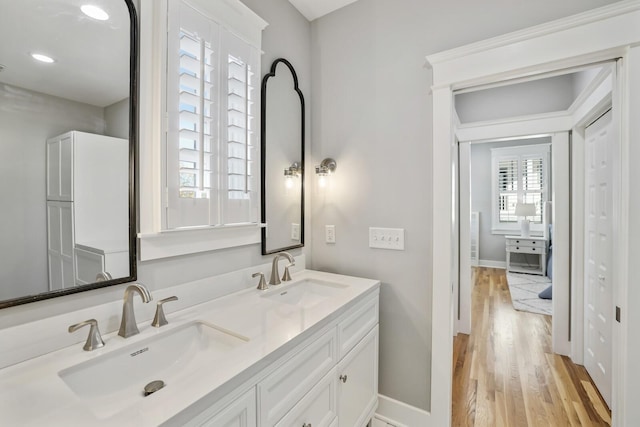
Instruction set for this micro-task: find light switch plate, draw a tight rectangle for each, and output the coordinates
[325,225,336,243]
[369,227,405,250]
[291,223,300,241]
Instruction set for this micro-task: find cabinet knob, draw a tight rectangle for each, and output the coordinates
[339,374,348,383]
[516,247,519,250]
[532,248,536,251]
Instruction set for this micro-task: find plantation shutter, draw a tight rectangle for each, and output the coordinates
[497,157,518,223]
[492,144,549,232]
[221,30,259,225]
[165,1,259,229]
[521,155,544,222]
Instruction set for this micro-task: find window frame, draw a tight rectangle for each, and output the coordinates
[490,143,550,235]
[137,0,268,261]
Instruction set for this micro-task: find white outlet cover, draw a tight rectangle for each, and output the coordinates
[325,225,336,243]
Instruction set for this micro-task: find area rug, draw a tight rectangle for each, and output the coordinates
[506,272,552,316]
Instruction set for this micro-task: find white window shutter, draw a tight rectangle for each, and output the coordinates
[164,0,259,230]
[491,144,550,234]
[220,29,259,225]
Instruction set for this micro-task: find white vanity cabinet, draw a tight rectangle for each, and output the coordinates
[180,290,379,427]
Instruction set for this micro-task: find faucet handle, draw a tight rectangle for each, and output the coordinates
[253,272,268,290]
[282,263,295,282]
[152,296,179,328]
[68,319,105,351]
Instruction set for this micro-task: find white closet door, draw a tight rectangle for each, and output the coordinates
[47,201,75,290]
[584,109,613,407]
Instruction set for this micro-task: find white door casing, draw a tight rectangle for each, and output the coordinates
[584,109,614,407]
[427,3,640,425]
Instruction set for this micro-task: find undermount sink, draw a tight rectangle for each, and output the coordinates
[262,279,348,309]
[58,321,248,419]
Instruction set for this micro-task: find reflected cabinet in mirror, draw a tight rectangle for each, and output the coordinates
[0,0,137,308]
[261,59,305,255]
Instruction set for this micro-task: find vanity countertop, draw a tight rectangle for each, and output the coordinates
[0,269,379,426]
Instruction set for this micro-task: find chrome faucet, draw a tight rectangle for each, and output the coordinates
[118,283,152,338]
[269,252,295,285]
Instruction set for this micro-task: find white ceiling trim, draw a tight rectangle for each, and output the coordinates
[287,0,360,21]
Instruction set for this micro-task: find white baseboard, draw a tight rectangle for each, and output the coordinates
[478,259,506,269]
[374,394,430,427]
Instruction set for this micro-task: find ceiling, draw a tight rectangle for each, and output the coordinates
[288,0,360,21]
[0,0,130,107]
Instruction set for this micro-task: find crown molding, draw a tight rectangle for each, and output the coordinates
[425,0,640,69]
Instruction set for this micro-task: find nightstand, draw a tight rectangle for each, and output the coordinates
[505,235,548,276]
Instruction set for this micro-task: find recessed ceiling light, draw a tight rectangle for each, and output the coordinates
[81,5,109,21]
[31,53,55,63]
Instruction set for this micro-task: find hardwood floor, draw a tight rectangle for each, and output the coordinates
[452,267,611,426]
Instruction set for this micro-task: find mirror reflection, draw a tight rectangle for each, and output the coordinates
[0,0,135,305]
[261,59,305,254]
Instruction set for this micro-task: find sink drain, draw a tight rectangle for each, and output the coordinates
[144,380,165,396]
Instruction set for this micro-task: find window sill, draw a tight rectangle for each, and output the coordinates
[138,223,264,261]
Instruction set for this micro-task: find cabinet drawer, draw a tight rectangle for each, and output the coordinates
[275,368,337,427]
[505,238,545,248]
[506,245,546,255]
[258,327,336,426]
[337,295,378,360]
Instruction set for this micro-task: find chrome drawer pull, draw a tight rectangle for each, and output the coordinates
[339,374,348,383]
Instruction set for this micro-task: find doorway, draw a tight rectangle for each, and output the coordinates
[427,6,639,426]
[451,63,618,420]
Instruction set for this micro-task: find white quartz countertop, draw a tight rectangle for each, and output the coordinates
[0,270,379,426]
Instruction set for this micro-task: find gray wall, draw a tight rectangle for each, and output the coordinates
[310,0,620,411]
[572,66,603,99]
[104,98,130,139]
[0,84,105,301]
[455,74,576,123]
[470,137,552,263]
[0,0,312,324]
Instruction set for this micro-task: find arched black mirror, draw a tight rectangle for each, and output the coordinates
[261,58,305,255]
[0,0,138,308]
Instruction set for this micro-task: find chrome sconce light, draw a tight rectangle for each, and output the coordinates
[284,161,302,189]
[315,158,337,188]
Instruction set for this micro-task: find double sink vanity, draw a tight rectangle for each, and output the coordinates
[0,263,380,426]
[0,1,379,425]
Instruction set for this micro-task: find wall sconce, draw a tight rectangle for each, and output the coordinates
[284,162,301,189]
[315,158,337,188]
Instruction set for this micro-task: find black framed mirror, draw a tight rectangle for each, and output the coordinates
[261,58,305,255]
[0,0,138,308]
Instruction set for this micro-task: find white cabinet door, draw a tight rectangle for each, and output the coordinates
[47,201,75,290]
[200,388,256,427]
[337,325,378,427]
[46,134,73,201]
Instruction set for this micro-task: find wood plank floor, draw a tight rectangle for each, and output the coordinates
[452,267,611,426]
